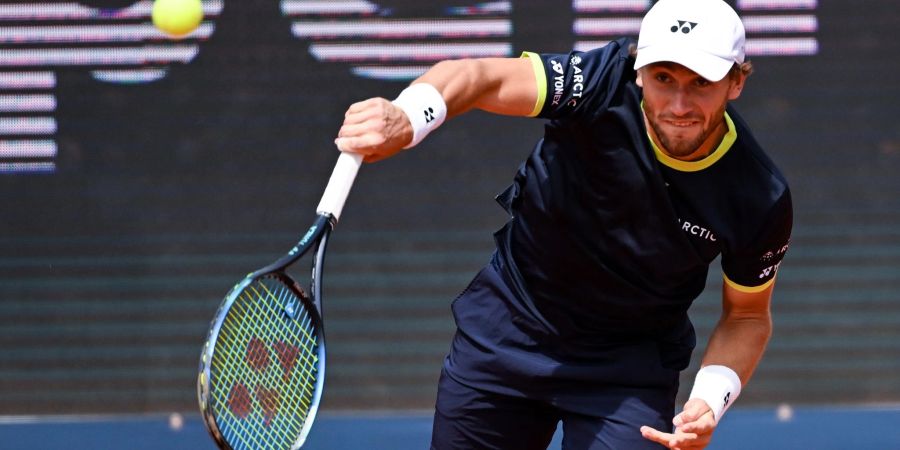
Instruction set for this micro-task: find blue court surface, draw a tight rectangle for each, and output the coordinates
[1,405,899,449]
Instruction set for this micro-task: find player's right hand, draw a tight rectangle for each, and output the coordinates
[640,398,716,450]
[334,97,413,163]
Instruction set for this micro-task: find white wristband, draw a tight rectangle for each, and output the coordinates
[688,365,742,423]
[391,83,447,149]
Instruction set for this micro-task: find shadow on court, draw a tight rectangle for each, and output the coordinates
[1,406,898,449]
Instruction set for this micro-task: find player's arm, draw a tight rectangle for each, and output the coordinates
[641,281,774,449]
[700,280,774,390]
[334,57,538,162]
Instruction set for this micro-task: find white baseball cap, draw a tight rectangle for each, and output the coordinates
[634,0,746,82]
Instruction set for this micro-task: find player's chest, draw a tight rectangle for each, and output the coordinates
[663,179,729,263]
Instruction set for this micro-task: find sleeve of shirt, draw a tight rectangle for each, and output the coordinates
[721,190,793,293]
[521,38,632,121]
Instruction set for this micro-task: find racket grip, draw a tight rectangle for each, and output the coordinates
[316,151,363,222]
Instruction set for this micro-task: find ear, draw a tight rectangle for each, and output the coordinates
[635,69,644,88]
[727,74,746,100]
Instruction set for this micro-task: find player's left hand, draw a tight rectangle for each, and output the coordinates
[640,398,717,449]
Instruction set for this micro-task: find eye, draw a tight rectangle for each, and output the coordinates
[694,78,712,87]
[654,73,672,83]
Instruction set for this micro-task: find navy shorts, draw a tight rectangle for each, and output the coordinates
[431,369,674,450]
[430,261,680,449]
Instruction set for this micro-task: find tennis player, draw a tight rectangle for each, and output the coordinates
[335,0,792,448]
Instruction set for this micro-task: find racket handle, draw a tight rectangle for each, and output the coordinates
[316,151,363,222]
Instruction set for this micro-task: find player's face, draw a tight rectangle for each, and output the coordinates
[637,63,745,160]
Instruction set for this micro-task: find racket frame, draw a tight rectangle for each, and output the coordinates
[198,151,361,450]
[198,214,334,450]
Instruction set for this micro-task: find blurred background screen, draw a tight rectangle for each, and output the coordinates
[0,0,898,417]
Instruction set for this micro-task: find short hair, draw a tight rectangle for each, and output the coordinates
[731,61,754,79]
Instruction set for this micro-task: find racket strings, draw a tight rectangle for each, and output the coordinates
[214,283,316,449]
[208,276,321,450]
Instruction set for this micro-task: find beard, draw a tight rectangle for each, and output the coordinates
[644,102,726,159]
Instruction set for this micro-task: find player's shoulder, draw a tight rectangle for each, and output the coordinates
[573,37,636,69]
[529,37,636,71]
[728,107,791,191]
[724,108,793,238]
[526,38,639,121]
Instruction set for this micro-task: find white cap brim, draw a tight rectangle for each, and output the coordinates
[634,43,734,82]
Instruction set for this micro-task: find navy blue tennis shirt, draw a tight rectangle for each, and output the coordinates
[443,38,792,408]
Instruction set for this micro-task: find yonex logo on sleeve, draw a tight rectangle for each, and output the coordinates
[758,262,781,279]
[551,60,564,75]
[671,20,698,34]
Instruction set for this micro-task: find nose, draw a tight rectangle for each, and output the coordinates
[668,88,694,117]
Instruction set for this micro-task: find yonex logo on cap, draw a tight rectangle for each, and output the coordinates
[671,20,698,34]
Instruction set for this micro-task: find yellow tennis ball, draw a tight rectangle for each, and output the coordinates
[152,0,203,38]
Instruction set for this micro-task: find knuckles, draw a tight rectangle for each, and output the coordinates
[336,97,407,162]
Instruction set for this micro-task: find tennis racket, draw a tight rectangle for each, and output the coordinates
[198,151,363,450]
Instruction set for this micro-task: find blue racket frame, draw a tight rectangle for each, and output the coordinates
[198,214,333,450]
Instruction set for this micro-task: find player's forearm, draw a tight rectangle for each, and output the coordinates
[700,309,772,384]
[334,57,536,161]
[413,58,537,118]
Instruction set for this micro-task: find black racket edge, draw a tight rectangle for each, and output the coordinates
[197,213,335,449]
